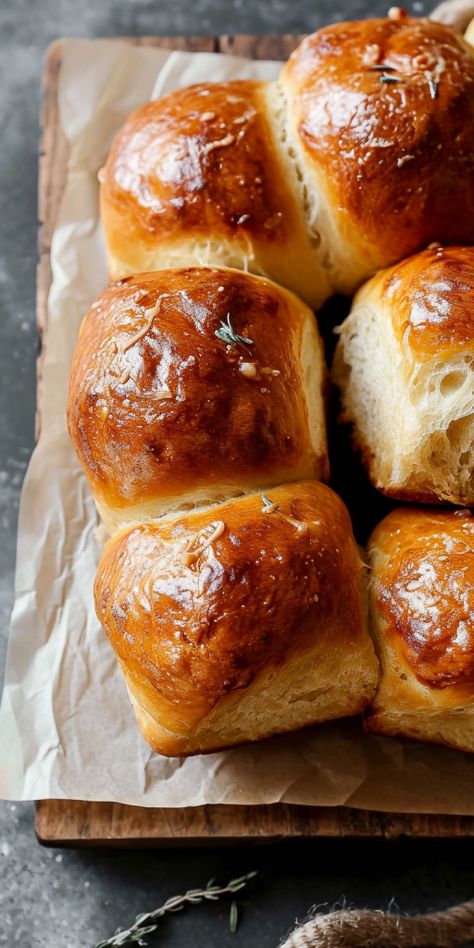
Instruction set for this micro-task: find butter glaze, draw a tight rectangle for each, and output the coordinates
[67,268,328,516]
[382,246,474,361]
[95,481,367,728]
[371,508,474,689]
[106,82,286,235]
[282,17,474,264]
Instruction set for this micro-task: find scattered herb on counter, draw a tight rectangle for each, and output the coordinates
[229,900,239,933]
[95,870,257,947]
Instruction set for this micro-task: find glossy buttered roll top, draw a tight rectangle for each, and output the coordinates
[101,15,474,308]
[370,508,474,691]
[67,267,328,532]
[281,16,474,279]
[366,507,474,751]
[100,80,332,309]
[378,246,474,361]
[95,481,378,755]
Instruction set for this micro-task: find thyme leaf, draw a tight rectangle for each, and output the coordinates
[215,313,254,352]
[229,901,239,933]
[379,73,404,84]
[368,63,397,72]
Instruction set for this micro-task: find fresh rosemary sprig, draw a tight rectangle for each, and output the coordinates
[215,313,254,352]
[95,871,257,947]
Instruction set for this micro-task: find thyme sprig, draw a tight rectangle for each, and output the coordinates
[215,313,254,353]
[369,61,440,98]
[95,871,257,947]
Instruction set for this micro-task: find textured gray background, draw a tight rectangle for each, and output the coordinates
[2,1,474,947]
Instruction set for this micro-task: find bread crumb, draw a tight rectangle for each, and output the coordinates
[388,6,407,20]
[397,154,414,167]
[239,362,258,379]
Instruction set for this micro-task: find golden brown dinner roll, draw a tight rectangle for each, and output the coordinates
[95,481,378,756]
[101,15,474,307]
[333,246,474,506]
[281,14,474,290]
[68,267,328,532]
[100,81,332,309]
[366,507,474,752]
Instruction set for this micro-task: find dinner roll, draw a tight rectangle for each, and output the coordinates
[101,15,474,308]
[95,481,378,756]
[100,81,332,309]
[68,267,328,533]
[333,246,474,506]
[281,14,474,292]
[366,507,474,752]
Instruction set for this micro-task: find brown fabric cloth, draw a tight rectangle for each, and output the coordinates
[279,902,474,948]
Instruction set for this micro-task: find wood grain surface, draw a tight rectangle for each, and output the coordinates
[35,35,474,846]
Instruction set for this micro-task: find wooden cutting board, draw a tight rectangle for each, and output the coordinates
[35,35,474,846]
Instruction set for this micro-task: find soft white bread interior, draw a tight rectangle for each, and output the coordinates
[94,481,378,756]
[333,246,474,506]
[366,507,474,752]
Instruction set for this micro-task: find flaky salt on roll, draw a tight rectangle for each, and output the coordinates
[333,246,474,506]
[366,507,474,752]
[100,13,474,308]
[95,481,378,756]
[68,267,328,533]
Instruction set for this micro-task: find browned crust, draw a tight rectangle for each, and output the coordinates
[95,481,369,741]
[369,507,474,690]
[282,16,474,266]
[68,268,327,511]
[100,81,309,270]
[379,246,474,361]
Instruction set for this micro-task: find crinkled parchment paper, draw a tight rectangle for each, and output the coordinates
[1,36,474,810]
